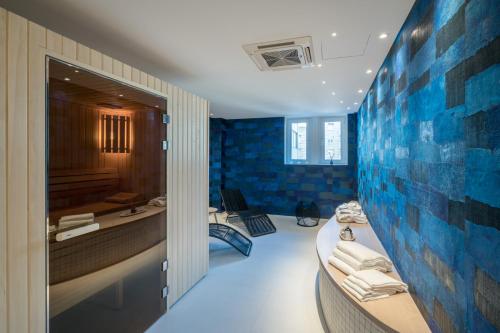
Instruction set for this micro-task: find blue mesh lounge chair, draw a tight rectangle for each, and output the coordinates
[220,189,276,237]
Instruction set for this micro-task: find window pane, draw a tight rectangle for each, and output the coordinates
[291,122,307,160]
[324,121,341,160]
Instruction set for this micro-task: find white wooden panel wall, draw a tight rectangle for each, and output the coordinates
[0,7,209,332]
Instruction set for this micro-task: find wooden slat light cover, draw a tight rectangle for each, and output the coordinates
[100,114,131,153]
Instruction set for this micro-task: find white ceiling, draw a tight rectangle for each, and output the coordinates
[1,0,414,119]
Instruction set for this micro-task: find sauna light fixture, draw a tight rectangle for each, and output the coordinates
[379,33,388,39]
[101,114,131,153]
[64,77,70,81]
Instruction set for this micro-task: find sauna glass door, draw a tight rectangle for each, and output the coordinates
[46,58,168,333]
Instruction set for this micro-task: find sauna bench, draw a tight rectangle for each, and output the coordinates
[95,205,166,230]
[49,205,166,239]
[316,217,430,333]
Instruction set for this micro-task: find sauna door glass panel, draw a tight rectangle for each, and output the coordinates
[46,58,167,333]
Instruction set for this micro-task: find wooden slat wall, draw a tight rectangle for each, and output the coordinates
[0,7,209,332]
[0,9,8,333]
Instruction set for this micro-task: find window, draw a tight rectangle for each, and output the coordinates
[285,116,348,165]
[291,121,307,160]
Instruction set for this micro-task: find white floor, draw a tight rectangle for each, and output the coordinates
[147,215,327,333]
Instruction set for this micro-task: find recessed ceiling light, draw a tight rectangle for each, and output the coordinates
[331,91,336,96]
[354,102,359,105]
[340,100,344,104]
[317,63,323,68]
[347,107,351,110]
[366,69,372,74]
[322,80,326,85]
[155,105,159,108]
[74,70,79,73]
[210,113,214,116]
[331,32,337,37]
[64,77,70,81]
[358,89,363,93]
[119,94,124,97]
[379,33,388,39]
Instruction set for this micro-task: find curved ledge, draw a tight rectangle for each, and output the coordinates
[316,217,430,333]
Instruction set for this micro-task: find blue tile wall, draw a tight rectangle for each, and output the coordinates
[209,114,358,218]
[357,0,500,332]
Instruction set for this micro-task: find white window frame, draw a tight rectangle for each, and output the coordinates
[285,118,311,164]
[285,116,348,165]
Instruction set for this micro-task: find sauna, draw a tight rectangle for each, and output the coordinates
[46,58,168,333]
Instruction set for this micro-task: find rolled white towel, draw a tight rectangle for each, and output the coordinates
[336,241,393,270]
[352,270,408,291]
[59,213,94,222]
[328,256,356,275]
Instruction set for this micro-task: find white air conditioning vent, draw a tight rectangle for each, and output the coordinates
[243,36,315,71]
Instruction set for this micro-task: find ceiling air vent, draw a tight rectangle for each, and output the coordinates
[243,36,315,71]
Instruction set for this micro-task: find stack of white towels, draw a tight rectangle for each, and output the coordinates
[58,213,95,230]
[329,240,393,275]
[342,270,408,302]
[328,241,407,301]
[335,201,368,224]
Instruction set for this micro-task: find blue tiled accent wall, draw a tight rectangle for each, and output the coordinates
[357,0,499,332]
[209,114,358,218]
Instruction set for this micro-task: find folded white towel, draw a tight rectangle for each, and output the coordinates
[347,276,405,294]
[333,248,363,270]
[336,201,362,213]
[59,213,95,222]
[148,196,166,207]
[336,241,393,271]
[352,270,407,291]
[343,279,397,297]
[336,212,368,224]
[341,282,390,302]
[58,218,94,229]
[328,256,356,275]
[333,248,391,272]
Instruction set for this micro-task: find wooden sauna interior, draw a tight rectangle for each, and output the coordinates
[48,60,167,223]
[47,59,168,333]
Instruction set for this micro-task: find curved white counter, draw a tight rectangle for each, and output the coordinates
[316,217,430,333]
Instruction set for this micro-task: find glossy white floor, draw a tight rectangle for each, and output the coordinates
[147,215,327,333]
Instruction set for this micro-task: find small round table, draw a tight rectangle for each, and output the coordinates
[209,207,219,223]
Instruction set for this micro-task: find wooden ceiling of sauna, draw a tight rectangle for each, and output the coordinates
[49,59,166,112]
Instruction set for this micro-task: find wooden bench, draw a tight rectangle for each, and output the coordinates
[48,168,133,223]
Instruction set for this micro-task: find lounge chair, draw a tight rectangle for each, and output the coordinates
[219,189,276,237]
[209,223,252,256]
